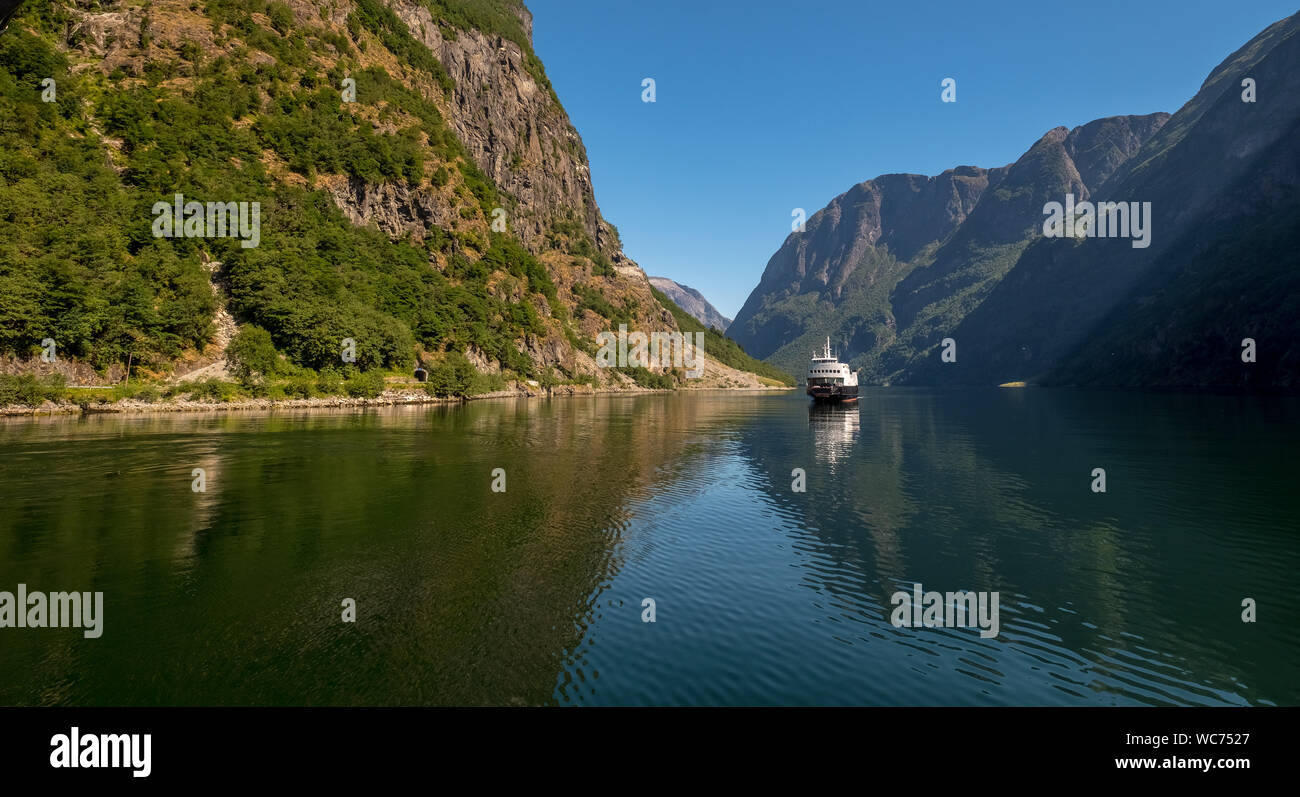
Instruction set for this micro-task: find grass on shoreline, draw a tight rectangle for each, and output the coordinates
[0,363,514,408]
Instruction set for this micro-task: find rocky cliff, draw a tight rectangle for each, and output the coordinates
[734,13,1300,390]
[0,0,783,392]
[975,12,1300,389]
[729,102,1184,381]
[728,165,1003,360]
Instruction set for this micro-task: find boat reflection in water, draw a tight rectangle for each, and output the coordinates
[808,401,860,466]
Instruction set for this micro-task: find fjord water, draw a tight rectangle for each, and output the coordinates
[1,390,1296,706]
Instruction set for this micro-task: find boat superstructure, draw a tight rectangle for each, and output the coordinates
[806,337,859,402]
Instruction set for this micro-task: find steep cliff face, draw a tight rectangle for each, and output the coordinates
[3,0,787,392]
[729,109,1171,380]
[891,113,1169,336]
[736,14,1300,390]
[728,165,1002,359]
[380,0,696,382]
[1063,113,1171,190]
[388,1,609,254]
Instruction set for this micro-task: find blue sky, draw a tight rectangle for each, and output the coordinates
[528,0,1298,319]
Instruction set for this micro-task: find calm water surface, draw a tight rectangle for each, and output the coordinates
[1,389,1296,705]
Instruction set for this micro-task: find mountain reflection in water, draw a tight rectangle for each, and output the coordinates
[1,390,1296,706]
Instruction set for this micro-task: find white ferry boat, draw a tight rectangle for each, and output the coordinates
[806,337,859,402]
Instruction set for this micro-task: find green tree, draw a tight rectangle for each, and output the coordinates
[225,325,281,384]
[425,351,478,397]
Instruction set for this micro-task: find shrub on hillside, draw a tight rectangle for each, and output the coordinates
[343,370,386,398]
[0,373,65,405]
[226,325,282,384]
[423,351,477,398]
[315,367,344,396]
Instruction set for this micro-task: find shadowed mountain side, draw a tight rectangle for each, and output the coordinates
[730,111,1168,381]
[905,14,1300,385]
[1042,119,1300,389]
[736,11,1300,389]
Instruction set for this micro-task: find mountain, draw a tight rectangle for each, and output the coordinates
[890,112,1168,383]
[730,113,1169,381]
[727,166,1001,363]
[732,11,1300,390]
[647,277,731,331]
[1013,14,1300,390]
[0,0,781,395]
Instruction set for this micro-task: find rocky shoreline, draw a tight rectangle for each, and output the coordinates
[1,383,793,418]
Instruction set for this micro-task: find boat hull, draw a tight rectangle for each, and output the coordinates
[806,384,859,402]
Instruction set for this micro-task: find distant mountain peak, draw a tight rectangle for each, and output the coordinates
[647,277,732,331]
